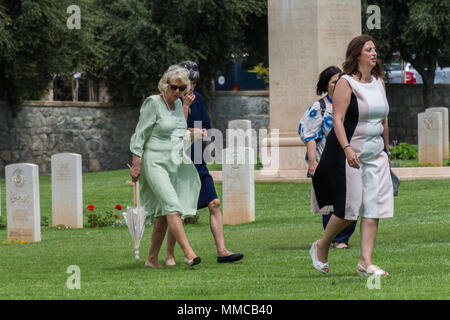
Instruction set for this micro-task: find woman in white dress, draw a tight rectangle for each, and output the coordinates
[299,66,357,249]
[311,35,393,276]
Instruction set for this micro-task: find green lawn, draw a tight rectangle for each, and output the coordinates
[0,170,449,300]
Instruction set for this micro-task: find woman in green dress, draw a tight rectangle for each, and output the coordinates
[129,65,202,269]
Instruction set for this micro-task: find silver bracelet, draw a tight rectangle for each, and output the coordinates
[343,144,351,150]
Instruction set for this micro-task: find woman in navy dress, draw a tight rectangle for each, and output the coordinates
[165,61,244,265]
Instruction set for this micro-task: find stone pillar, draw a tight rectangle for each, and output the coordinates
[426,107,448,159]
[418,112,443,166]
[5,163,41,242]
[266,0,361,170]
[51,153,83,228]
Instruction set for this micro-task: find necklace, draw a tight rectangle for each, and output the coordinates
[326,95,333,104]
[161,92,175,111]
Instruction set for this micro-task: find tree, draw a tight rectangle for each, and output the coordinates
[1,0,267,110]
[362,0,450,108]
[96,0,267,106]
[0,0,103,110]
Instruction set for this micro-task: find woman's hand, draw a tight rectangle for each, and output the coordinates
[182,92,196,108]
[308,160,319,177]
[344,147,360,169]
[191,128,207,141]
[130,155,141,182]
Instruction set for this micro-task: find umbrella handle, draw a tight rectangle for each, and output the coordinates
[134,181,140,207]
[128,163,140,207]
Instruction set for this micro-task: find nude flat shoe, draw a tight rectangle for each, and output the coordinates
[333,242,350,249]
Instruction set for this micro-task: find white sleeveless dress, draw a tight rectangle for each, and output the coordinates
[313,75,394,220]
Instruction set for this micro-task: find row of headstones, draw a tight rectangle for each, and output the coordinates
[1,118,256,244]
[418,107,449,166]
[3,153,82,243]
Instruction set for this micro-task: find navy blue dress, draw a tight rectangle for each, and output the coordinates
[186,91,219,209]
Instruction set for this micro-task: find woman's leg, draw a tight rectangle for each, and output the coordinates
[324,212,357,247]
[147,216,168,268]
[165,231,177,266]
[208,198,232,257]
[166,214,197,261]
[333,219,358,246]
[317,214,352,265]
[358,217,379,267]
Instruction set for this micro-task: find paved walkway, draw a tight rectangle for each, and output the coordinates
[210,167,450,182]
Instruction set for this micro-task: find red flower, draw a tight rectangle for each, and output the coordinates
[87,204,94,211]
[115,204,122,210]
[113,214,120,219]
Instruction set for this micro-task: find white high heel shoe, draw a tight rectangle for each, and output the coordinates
[309,240,329,274]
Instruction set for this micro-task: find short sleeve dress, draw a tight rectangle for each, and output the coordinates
[312,75,394,220]
[298,99,333,214]
[130,95,201,225]
[186,91,219,209]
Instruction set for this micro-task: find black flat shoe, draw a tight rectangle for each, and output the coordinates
[184,256,201,269]
[217,253,244,263]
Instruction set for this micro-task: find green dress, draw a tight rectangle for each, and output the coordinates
[130,94,201,225]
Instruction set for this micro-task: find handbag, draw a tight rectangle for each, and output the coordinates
[390,169,400,197]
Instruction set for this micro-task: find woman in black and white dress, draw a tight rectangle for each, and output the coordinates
[311,35,393,276]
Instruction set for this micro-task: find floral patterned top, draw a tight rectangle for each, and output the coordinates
[298,98,333,165]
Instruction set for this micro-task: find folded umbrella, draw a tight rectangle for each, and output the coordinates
[123,180,148,261]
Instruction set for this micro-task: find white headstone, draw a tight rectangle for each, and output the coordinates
[222,147,255,225]
[426,107,449,159]
[51,153,83,228]
[227,119,257,163]
[418,112,443,166]
[5,163,41,242]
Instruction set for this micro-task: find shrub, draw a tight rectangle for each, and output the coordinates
[390,142,418,160]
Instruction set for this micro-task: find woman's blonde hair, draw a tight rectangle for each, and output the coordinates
[158,65,190,94]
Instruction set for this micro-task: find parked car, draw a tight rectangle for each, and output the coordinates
[385,62,450,84]
[385,62,420,84]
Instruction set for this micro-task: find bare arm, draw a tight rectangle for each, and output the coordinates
[306,140,318,176]
[332,78,360,169]
[380,79,391,165]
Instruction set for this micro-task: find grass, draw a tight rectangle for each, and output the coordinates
[0,170,449,300]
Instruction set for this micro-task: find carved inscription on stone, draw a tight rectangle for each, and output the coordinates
[12,169,25,188]
[55,163,73,182]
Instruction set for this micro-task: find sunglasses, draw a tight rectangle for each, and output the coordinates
[168,83,187,92]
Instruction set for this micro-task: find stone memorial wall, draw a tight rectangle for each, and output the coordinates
[0,85,448,176]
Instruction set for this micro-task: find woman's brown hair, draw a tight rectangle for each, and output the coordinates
[342,34,384,79]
